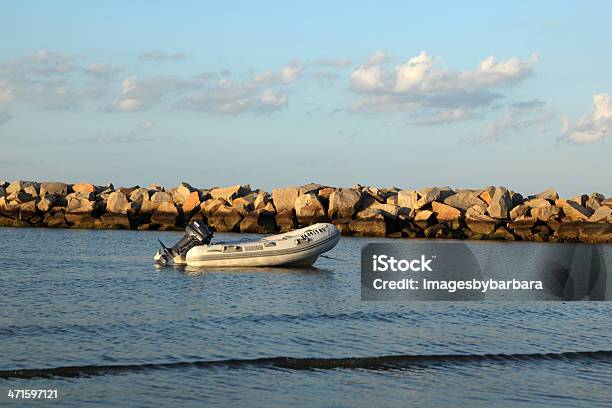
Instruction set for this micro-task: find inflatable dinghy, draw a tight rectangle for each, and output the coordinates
[154,221,340,267]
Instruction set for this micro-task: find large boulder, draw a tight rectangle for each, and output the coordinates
[72,183,96,194]
[210,184,251,203]
[328,189,361,222]
[524,198,551,208]
[359,195,398,220]
[509,215,537,229]
[37,194,66,212]
[129,188,149,206]
[100,213,130,229]
[231,195,256,216]
[432,201,461,222]
[240,210,277,233]
[207,205,242,232]
[589,206,612,222]
[171,182,195,206]
[150,201,179,226]
[0,196,20,217]
[6,180,38,195]
[466,214,498,235]
[272,187,300,213]
[295,193,327,225]
[348,209,387,237]
[181,191,201,215]
[299,183,323,195]
[40,182,68,197]
[534,188,559,201]
[509,204,527,221]
[397,190,418,218]
[531,205,560,222]
[18,201,38,221]
[443,190,486,211]
[586,192,604,211]
[415,187,440,209]
[106,191,134,214]
[559,200,593,221]
[201,198,227,217]
[44,209,68,228]
[276,209,297,232]
[254,192,273,210]
[486,187,513,219]
[601,198,612,209]
[414,210,434,230]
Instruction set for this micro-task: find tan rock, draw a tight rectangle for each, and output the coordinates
[129,188,149,206]
[443,190,486,211]
[24,185,38,197]
[415,187,441,209]
[490,226,515,241]
[359,195,398,220]
[7,180,37,195]
[272,187,300,213]
[207,205,242,232]
[561,201,593,221]
[240,210,277,233]
[100,213,130,229]
[329,189,361,222]
[171,182,195,206]
[432,201,461,222]
[524,198,551,208]
[532,205,560,222]
[349,209,387,237]
[509,204,527,221]
[486,187,512,219]
[589,206,612,222]
[466,205,486,218]
[586,192,604,210]
[466,214,497,235]
[40,182,68,197]
[295,193,327,225]
[106,191,134,214]
[299,183,323,195]
[210,184,251,203]
[414,210,434,230]
[232,196,255,216]
[253,192,272,210]
[397,190,418,217]
[534,188,558,201]
[601,198,612,209]
[478,186,496,205]
[151,201,179,226]
[181,191,201,215]
[73,183,96,193]
[19,201,37,220]
[201,198,227,216]
[275,209,296,232]
[509,215,537,229]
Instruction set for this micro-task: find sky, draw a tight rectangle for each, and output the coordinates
[1,1,611,196]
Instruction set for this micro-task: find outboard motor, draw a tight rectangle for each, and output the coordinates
[154,221,213,266]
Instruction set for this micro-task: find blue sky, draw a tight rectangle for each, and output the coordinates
[1,1,611,196]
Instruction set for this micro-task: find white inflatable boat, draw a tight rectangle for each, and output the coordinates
[154,221,340,268]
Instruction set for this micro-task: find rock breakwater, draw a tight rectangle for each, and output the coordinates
[1,180,611,243]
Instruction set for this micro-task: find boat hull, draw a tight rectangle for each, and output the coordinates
[184,223,340,267]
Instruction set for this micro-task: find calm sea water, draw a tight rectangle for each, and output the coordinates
[0,227,610,407]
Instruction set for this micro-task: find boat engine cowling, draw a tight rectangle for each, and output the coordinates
[155,221,213,266]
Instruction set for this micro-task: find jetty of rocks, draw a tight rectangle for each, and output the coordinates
[1,180,611,243]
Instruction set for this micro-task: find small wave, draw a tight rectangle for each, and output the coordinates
[1,350,610,379]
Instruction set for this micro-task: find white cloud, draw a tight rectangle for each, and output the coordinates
[83,63,123,78]
[477,100,553,143]
[281,60,303,84]
[139,51,187,61]
[109,76,190,112]
[257,89,288,112]
[0,80,15,103]
[561,93,612,144]
[350,51,538,118]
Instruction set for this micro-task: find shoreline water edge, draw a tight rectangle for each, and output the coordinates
[0,180,611,243]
